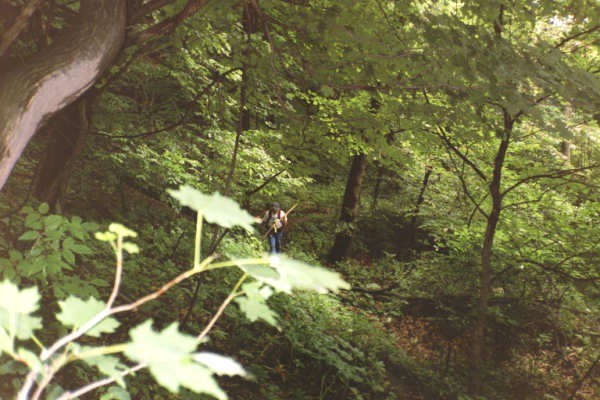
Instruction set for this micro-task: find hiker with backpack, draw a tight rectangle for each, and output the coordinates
[261,202,288,253]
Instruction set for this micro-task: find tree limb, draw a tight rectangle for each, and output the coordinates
[501,164,599,197]
[128,0,210,45]
[0,0,43,57]
[555,25,600,48]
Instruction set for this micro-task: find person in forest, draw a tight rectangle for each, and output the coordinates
[261,202,288,253]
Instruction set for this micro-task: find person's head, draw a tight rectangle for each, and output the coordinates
[271,202,280,211]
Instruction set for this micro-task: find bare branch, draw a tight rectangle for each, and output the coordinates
[0,0,43,57]
[56,363,146,400]
[554,25,600,48]
[501,164,599,197]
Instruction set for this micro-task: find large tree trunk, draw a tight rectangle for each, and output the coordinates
[33,94,94,210]
[329,153,367,262]
[0,0,126,191]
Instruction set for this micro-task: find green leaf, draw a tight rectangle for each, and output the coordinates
[108,223,137,238]
[0,327,12,354]
[237,264,280,281]
[265,255,350,294]
[70,244,93,255]
[17,348,41,370]
[38,203,50,214]
[193,352,247,377]
[0,312,42,340]
[57,296,119,337]
[235,282,278,327]
[100,386,131,400]
[95,232,117,242]
[0,280,39,314]
[18,231,39,241]
[168,186,258,232]
[124,320,226,399]
[0,281,42,339]
[122,242,139,254]
[76,346,128,387]
[62,248,75,265]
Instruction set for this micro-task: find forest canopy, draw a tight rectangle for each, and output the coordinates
[0,0,598,399]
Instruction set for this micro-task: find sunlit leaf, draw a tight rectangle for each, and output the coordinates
[193,352,247,377]
[124,320,227,399]
[57,296,119,337]
[168,186,258,232]
[265,255,350,294]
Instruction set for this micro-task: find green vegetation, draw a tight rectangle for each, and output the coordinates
[0,0,598,399]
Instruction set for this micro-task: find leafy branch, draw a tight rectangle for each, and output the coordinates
[5,186,349,400]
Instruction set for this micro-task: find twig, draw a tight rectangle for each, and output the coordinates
[56,363,146,400]
[197,273,247,342]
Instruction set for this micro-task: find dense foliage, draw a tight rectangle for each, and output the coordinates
[0,0,598,399]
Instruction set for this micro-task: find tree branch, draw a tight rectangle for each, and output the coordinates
[128,0,210,45]
[501,164,599,197]
[555,25,600,48]
[95,67,240,139]
[0,0,43,57]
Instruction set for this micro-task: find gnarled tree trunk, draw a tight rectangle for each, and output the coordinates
[33,94,94,210]
[0,0,126,190]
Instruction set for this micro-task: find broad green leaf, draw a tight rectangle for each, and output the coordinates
[237,264,280,281]
[193,352,247,376]
[70,244,93,255]
[0,280,40,314]
[124,321,227,399]
[18,231,38,241]
[122,242,139,254]
[95,232,117,242]
[168,186,258,232]
[100,386,131,400]
[77,346,128,387]
[235,282,278,327]
[265,255,350,294]
[38,203,50,214]
[0,311,42,340]
[62,248,75,265]
[57,296,119,337]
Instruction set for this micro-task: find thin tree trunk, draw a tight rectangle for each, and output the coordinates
[470,111,512,395]
[0,0,126,191]
[371,164,384,211]
[182,0,256,330]
[33,94,94,210]
[329,153,368,262]
[407,165,433,249]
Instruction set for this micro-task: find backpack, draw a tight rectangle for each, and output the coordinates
[265,209,284,231]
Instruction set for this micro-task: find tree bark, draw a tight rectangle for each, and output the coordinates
[0,0,126,191]
[329,153,367,262]
[406,165,433,250]
[470,111,512,395]
[33,94,94,210]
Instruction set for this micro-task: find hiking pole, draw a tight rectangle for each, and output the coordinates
[262,203,298,238]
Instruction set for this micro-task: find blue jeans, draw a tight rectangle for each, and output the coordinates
[268,231,284,253]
